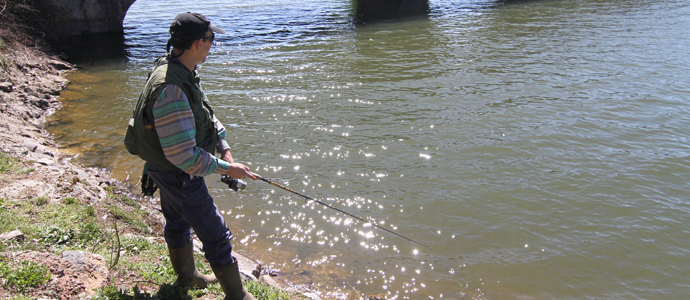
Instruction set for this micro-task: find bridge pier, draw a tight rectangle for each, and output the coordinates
[33,0,135,39]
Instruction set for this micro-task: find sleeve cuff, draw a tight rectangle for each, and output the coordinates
[214,159,231,175]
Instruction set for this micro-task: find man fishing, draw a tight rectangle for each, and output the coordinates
[124,12,256,300]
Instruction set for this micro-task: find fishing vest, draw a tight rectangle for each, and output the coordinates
[124,56,219,171]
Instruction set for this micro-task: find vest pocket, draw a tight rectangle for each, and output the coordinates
[124,118,138,155]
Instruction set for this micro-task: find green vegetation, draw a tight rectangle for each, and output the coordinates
[29,195,48,206]
[1,260,51,293]
[94,284,195,300]
[105,203,149,233]
[246,280,303,300]
[0,151,16,173]
[61,197,78,205]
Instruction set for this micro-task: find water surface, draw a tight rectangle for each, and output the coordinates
[49,0,690,299]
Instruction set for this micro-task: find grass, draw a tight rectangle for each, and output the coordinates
[105,203,149,233]
[246,280,304,300]
[0,151,16,173]
[0,259,52,293]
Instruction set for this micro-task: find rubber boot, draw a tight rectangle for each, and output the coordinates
[168,241,217,288]
[211,259,256,300]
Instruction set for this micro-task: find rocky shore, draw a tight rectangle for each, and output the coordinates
[0,35,320,300]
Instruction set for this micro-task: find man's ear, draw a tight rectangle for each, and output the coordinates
[193,38,203,50]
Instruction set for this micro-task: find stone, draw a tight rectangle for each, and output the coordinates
[31,98,50,109]
[234,253,260,281]
[0,81,13,93]
[28,151,56,166]
[303,292,323,300]
[48,59,73,71]
[0,230,25,242]
[62,251,92,271]
[23,139,41,152]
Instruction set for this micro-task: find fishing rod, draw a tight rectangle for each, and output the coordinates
[221,173,430,249]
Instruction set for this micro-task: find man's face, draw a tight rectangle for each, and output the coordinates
[200,30,215,62]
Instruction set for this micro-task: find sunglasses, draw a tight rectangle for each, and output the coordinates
[202,33,215,43]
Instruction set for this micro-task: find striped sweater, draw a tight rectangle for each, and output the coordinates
[151,83,231,177]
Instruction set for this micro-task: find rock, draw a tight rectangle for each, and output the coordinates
[0,230,25,242]
[234,253,260,281]
[25,110,41,119]
[31,98,51,109]
[62,251,94,271]
[48,59,73,70]
[25,87,41,98]
[73,168,90,182]
[27,151,55,166]
[0,82,13,93]
[23,139,41,152]
[303,292,323,300]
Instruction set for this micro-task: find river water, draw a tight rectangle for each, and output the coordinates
[47,0,690,299]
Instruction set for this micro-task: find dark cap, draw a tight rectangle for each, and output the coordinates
[169,12,225,40]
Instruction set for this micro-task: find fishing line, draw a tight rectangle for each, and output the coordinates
[224,173,431,249]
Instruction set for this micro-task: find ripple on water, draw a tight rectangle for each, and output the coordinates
[47,0,690,298]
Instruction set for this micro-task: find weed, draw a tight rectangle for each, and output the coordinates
[2,260,51,292]
[94,285,155,300]
[0,56,12,71]
[106,204,148,233]
[245,280,304,300]
[156,284,193,300]
[85,205,95,217]
[141,262,176,282]
[94,284,194,300]
[61,197,78,205]
[0,201,25,234]
[121,236,151,254]
[111,193,139,208]
[30,196,48,206]
[38,224,74,245]
[36,220,104,248]
[0,151,16,172]
[0,258,9,274]
[75,220,105,248]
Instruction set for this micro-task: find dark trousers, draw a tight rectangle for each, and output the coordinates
[146,163,235,267]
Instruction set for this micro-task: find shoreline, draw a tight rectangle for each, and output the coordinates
[0,43,322,299]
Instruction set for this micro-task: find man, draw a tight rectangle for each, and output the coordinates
[124,12,256,300]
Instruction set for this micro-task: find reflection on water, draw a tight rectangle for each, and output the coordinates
[59,33,129,64]
[353,0,430,24]
[48,0,690,299]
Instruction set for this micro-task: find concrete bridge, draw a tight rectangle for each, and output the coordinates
[35,0,429,39]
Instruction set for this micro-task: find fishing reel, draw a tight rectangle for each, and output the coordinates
[221,175,247,192]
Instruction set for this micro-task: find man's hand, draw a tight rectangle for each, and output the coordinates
[219,149,255,180]
[226,163,257,181]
